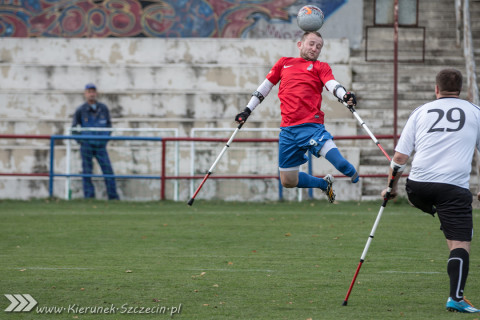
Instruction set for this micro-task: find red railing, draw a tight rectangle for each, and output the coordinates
[0,134,398,200]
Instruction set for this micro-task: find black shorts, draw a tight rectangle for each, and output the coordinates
[405,179,473,241]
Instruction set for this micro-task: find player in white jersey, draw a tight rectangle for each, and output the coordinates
[382,68,480,313]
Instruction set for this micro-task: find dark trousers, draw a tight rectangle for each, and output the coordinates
[80,144,119,200]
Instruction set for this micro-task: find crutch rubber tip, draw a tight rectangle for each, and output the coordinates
[342,301,348,306]
[187,198,195,206]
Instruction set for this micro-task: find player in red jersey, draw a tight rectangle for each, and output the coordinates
[235,31,359,202]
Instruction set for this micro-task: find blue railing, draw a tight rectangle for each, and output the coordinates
[49,135,164,197]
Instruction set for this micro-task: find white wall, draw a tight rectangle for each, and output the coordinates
[0,37,360,201]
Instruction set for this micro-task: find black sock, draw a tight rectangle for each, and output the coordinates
[447,248,469,302]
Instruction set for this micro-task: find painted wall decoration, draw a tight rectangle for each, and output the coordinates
[0,0,346,38]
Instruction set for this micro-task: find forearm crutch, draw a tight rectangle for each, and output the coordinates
[342,102,391,162]
[188,123,244,206]
[342,165,400,306]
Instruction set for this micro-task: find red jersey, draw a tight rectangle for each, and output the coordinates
[266,57,335,127]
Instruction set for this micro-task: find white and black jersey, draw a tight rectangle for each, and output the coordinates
[396,97,480,189]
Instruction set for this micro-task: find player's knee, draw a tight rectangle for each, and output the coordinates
[281,178,297,188]
[279,170,299,188]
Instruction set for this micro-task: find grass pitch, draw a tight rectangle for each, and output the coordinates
[1,199,480,319]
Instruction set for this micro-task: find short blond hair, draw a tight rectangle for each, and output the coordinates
[300,31,322,42]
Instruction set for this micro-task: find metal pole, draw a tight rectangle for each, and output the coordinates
[174,129,179,201]
[455,0,462,47]
[463,0,479,105]
[190,129,196,198]
[65,127,72,200]
[393,0,399,147]
[308,152,313,199]
[161,139,166,200]
[462,0,480,197]
[49,137,55,197]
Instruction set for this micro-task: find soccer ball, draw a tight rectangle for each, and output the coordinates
[297,5,325,32]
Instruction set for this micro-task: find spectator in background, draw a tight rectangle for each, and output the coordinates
[72,83,119,200]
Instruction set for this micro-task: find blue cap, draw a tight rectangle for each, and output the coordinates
[85,83,96,90]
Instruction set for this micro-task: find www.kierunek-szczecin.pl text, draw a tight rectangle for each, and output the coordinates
[35,303,182,315]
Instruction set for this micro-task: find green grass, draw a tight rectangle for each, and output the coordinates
[1,199,480,319]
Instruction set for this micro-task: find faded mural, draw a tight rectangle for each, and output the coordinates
[0,0,347,38]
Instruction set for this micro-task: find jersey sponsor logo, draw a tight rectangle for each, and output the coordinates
[283,65,293,68]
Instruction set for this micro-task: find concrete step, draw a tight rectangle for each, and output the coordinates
[0,118,271,137]
[352,71,472,88]
[352,82,434,92]
[360,146,396,159]
[354,89,437,101]
[353,49,480,66]
[351,61,470,74]
[422,56,479,66]
[0,90,276,121]
[0,88,358,128]
[0,61,352,94]
[0,64,271,91]
[352,99,432,110]
[356,150,388,162]
[0,38,287,66]
[349,108,413,125]
[0,38,349,65]
[361,177,409,198]
[359,164,395,175]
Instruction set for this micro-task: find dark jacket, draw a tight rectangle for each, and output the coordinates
[72,102,112,147]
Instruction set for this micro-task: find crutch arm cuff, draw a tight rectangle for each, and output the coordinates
[390,160,406,172]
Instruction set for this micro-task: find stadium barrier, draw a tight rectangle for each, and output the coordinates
[65,127,179,200]
[0,133,398,201]
[50,135,168,199]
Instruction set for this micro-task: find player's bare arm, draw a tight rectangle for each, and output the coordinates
[381,152,409,198]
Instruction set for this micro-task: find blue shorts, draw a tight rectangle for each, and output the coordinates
[278,123,333,169]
